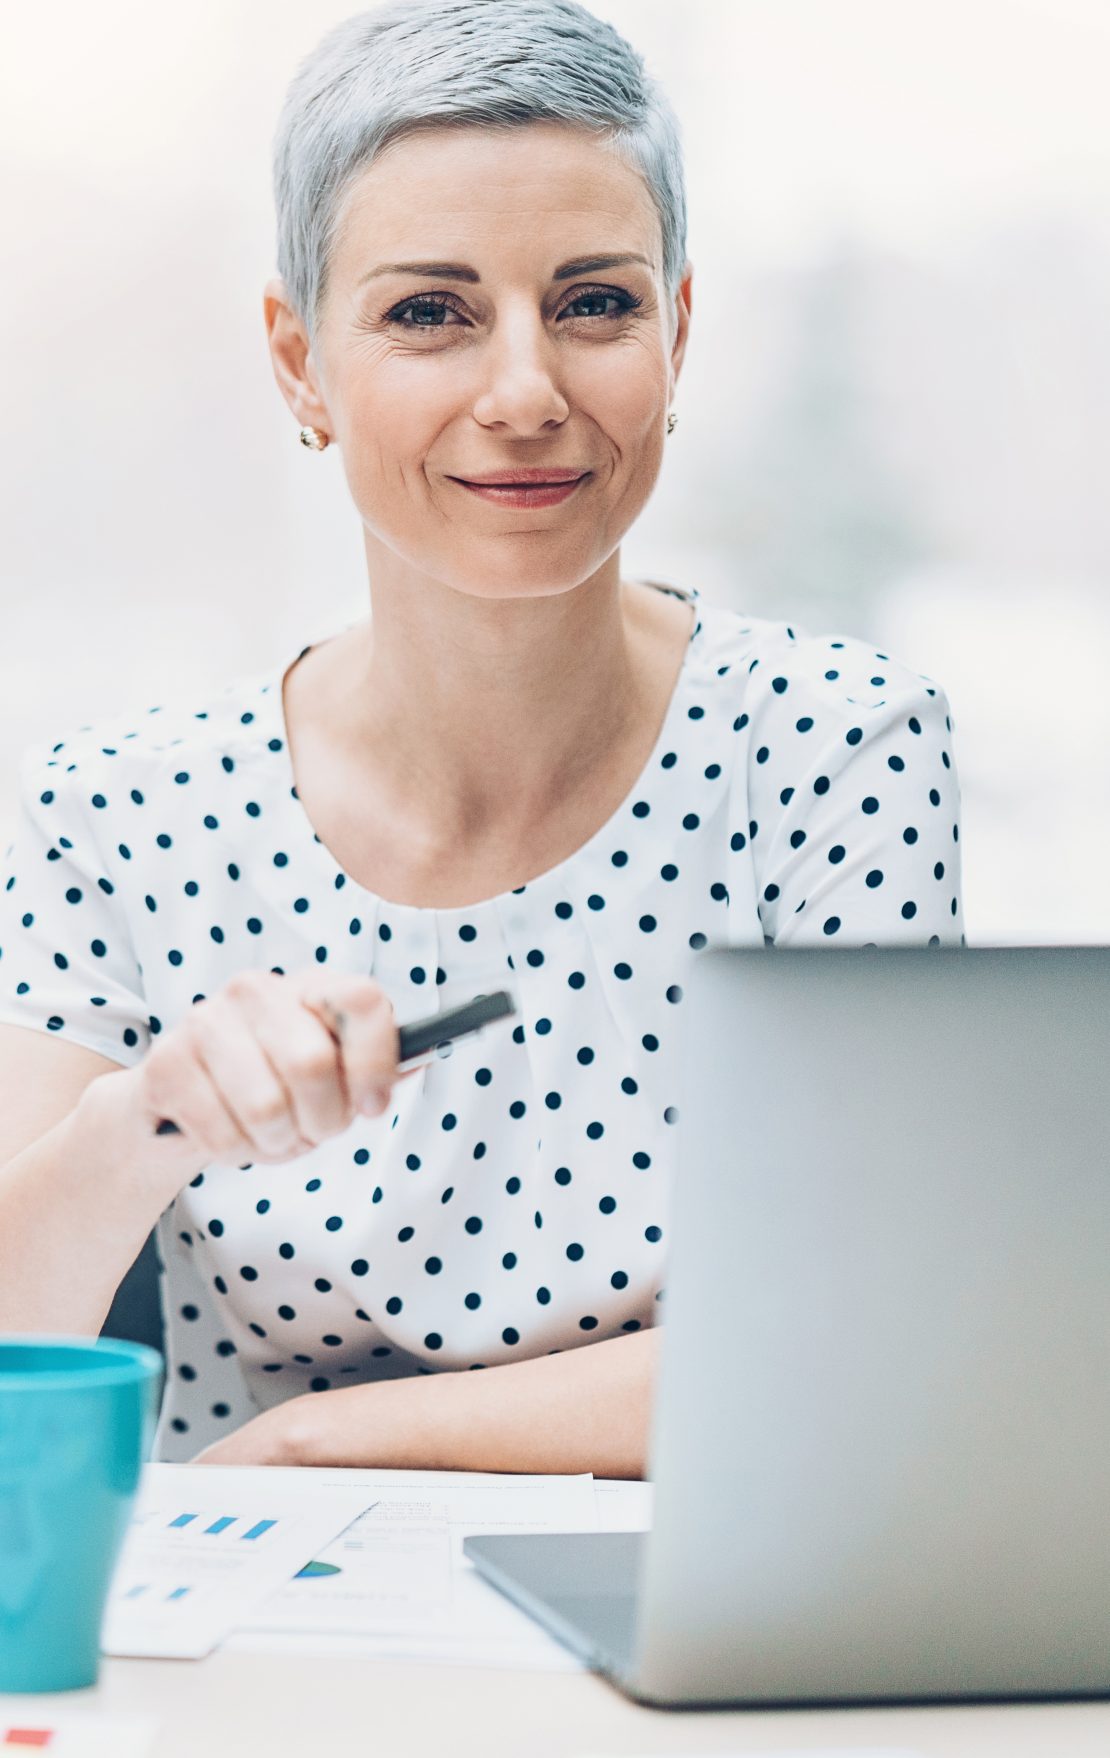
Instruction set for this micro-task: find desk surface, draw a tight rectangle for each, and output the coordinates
[6,1656,1110,1756]
[6,1465,1110,1754]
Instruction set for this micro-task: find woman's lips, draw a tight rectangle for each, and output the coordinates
[452,475,588,508]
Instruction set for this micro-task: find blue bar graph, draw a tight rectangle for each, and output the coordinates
[241,1519,277,1541]
[167,1586,191,1600]
[168,1513,198,1529]
[204,1516,236,1535]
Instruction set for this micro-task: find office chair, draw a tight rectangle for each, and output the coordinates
[100,1228,164,1356]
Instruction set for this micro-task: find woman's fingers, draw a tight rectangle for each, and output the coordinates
[188,994,315,1159]
[132,967,405,1171]
[143,1001,302,1164]
[295,977,403,1117]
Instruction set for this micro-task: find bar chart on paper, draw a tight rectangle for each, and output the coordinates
[113,1511,280,1612]
[102,1468,375,1659]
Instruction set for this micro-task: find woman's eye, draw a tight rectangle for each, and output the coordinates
[561,290,635,320]
[387,297,459,328]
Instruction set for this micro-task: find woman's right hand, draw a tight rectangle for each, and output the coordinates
[99,968,413,1189]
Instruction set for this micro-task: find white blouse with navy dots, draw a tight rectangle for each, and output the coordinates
[0,584,965,1460]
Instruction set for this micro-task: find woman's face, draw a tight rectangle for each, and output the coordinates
[272,121,691,602]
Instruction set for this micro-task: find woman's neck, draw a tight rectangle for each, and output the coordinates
[299,562,694,854]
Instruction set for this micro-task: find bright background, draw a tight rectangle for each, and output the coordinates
[3,0,1109,941]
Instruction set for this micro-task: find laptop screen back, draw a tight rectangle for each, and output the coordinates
[634,944,1110,1704]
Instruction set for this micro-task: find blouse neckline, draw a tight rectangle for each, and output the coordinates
[249,581,706,924]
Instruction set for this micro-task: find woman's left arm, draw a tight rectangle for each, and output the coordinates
[194,1325,660,1474]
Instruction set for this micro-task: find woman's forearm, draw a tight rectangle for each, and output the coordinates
[286,1326,661,1477]
[0,1070,183,1337]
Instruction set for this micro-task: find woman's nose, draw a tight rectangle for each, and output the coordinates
[471,312,570,432]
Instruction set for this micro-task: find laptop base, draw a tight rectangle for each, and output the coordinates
[464,1531,642,1681]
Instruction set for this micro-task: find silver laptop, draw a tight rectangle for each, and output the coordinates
[465,944,1110,1707]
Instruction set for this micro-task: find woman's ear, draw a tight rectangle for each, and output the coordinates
[669,259,693,387]
[263,274,330,434]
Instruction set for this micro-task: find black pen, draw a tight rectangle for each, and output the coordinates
[153,987,517,1136]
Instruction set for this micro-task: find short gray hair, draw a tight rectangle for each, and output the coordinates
[271,0,688,345]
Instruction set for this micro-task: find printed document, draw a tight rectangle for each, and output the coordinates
[102,1463,375,1659]
[225,1466,601,1669]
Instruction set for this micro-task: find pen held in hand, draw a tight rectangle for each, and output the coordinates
[152,987,517,1137]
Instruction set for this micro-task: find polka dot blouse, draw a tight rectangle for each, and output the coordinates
[0,584,965,1460]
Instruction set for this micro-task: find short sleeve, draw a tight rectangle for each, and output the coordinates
[739,631,964,948]
[0,739,152,1066]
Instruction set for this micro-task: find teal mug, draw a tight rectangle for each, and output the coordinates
[0,1335,163,1692]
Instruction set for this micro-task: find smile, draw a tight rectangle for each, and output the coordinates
[451,476,589,508]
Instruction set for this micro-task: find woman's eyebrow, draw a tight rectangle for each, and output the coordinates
[358,251,652,286]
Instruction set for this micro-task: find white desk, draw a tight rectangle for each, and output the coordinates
[5,1464,1110,1757]
[6,1657,1110,1757]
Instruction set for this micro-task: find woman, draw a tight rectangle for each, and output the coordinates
[0,0,963,1472]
